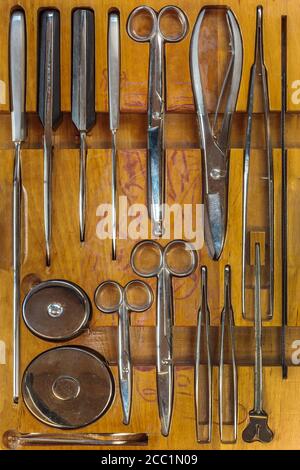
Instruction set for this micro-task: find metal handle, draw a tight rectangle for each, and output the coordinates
[10,11,26,143]
[3,430,148,448]
[219,265,238,444]
[108,12,120,132]
[10,9,26,404]
[195,266,212,443]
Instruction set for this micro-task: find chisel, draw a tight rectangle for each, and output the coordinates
[72,9,96,243]
[10,9,27,404]
[38,10,61,266]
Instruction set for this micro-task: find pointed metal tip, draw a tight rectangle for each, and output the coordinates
[205,193,225,261]
[122,413,130,426]
[112,243,117,261]
[160,411,171,437]
[13,395,19,405]
[80,228,85,244]
[46,244,51,267]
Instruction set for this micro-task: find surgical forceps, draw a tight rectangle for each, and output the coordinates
[195,265,237,443]
[10,9,26,404]
[131,240,198,436]
[219,265,237,444]
[195,266,212,443]
[127,6,188,237]
[95,280,153,425]
[242,5,274,320]
[190,6,243,260]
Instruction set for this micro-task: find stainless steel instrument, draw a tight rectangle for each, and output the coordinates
[219,265,238,444]
[3,430,148,448]
[10,9,27,404]
[95,280,153,425]
[127,6,188,237]
[108,12,120,260]
[190,6,243,260]
[242,244,274,443]
[131,240,197,436]
[72,9,96,243]
[242,5,274,320]
[38,9,61,266]
[195,266,212,443]
[281,15,288,379]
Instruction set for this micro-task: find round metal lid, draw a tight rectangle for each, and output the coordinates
[22,346,115,429]
[22,280,91,341]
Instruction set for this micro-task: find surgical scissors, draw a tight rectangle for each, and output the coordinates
[190,6,243,260]
[131,240,198,436]
[95,280,153,425]
[127,6,188,237]
[10,9,26,404]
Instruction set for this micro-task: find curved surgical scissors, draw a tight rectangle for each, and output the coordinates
[127,6,188,237]
[190,6,243,260]
[131,240,197,436]
[95,279,153,425]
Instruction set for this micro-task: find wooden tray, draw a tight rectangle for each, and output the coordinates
[0,0,300,450]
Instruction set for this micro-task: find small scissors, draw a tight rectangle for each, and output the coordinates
[131,240,198,436]
[94,280,153,425]
[127,6,188,236]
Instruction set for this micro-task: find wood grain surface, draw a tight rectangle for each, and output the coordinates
[0,0,299,451]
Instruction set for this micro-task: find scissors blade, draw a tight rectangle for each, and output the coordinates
[118,304,132,425]
[157,335,173,437]
[147,32,165,237]
[157,269,173,437]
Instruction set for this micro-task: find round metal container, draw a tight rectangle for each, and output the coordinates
[22,280,91,341]
[22,346,115,429]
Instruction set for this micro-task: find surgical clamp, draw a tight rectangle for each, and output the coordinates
[190,6,243,260]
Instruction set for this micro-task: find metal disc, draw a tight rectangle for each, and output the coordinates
[22,280,91,341]
[22,346,115,429]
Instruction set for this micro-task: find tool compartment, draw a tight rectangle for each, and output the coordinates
[0,0,300,450]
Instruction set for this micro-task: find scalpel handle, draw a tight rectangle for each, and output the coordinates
[10,9,26,404]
